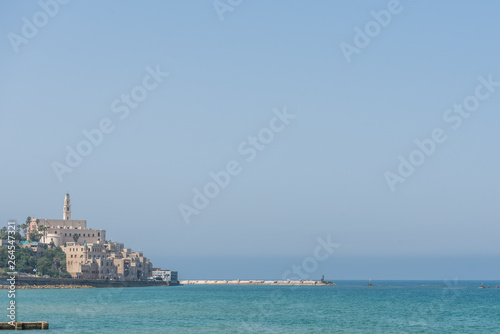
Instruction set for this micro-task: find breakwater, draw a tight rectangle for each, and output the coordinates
[180,280,335,285]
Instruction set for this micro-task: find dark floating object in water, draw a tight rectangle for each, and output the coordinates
[0,322,49,330]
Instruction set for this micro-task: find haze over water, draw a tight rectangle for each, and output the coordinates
[16,282,500,333]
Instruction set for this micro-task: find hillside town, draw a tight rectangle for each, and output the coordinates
[5,194,178,284]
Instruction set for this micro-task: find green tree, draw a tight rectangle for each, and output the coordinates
[0,225,25,241]
[38,247,68,277]
[1,245,70,278]
[73,233,80,243]
[0,247,9,267]
[20,222,29,238]
[53,256,62,269]
[36,257,53,276]
[29,230,42,242]
[0,221,27,240]
[0,226,7,239]
[14,247,37,272]
[38,225,48,243]
[24,216,32,236]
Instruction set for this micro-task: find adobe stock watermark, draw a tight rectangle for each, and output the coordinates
[7,0,70,54]
[213,0,243,21]
[5,221,17,327]
[51,65,169,182]
[339,0,405,64]
[384,74,499,192]
[238,235,339,333]
[179,107,296,224]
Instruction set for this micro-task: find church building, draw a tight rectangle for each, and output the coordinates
[28,193,106,246]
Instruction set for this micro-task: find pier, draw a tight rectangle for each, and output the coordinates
[0,322,49,330]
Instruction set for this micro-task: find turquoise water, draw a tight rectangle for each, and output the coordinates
[10,280,500,333]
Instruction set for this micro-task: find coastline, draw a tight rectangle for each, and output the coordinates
[1,276,334,288]
[0,284,94,289]
[0,276,171,288]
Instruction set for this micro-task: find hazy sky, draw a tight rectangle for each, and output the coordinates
[1,1,499,280]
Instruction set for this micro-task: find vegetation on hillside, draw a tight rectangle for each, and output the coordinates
[0,226,25,242]
[0,244,71,278]
[0,219,72,278]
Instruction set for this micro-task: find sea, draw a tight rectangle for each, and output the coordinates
[10,280,500,333]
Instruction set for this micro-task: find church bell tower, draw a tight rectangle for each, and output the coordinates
[63,193,71,220]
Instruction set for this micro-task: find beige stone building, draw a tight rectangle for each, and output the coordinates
[28,194,105,246]
[31,194,154,281]
[62,241,153,280]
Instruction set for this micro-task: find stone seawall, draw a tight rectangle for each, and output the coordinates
[0,276,171,288]
[0,284,94,289]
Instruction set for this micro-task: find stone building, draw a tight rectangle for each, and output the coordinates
[61,241,153,280]
[152,269,179,284]
[28,194,105,247]
[30,194,155,281]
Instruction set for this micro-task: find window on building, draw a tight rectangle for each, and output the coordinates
[98,232,100,237]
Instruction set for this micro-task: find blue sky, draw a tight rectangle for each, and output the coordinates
[1,0,500,280]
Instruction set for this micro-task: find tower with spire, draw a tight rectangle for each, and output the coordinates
[63,193,71,220]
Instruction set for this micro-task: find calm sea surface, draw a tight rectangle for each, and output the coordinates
[11,280,500,333]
